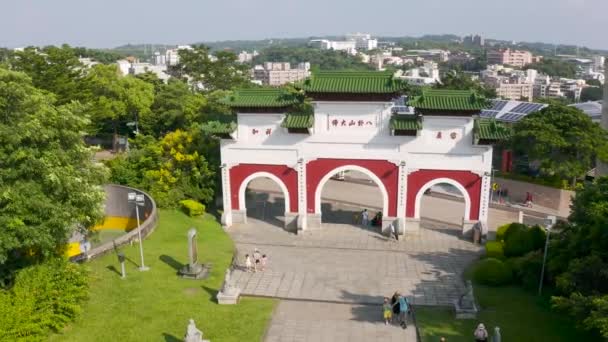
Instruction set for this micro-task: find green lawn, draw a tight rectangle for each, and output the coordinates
[416,284,594,342]
[51,210,276,342]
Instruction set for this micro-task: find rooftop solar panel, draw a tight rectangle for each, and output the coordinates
[499,113,526,122]
[480,110,500,118]
[490,100,509,111]
[510,102,545,114]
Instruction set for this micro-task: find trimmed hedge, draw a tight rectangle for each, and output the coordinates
[528,225,547,251]
[179,199,205,217]
[504,229,535,257]
[485,241,505,260]
[509,251,544,291]
[0,259,89,341]
[496,223,511,242]
[473,258,513,286]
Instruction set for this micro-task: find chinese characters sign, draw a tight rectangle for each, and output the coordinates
[251,128,272,136]
[435,131,459,140]
[327,115,377,131]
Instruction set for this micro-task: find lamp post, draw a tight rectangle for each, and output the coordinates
[128,192,149,271]
[538,215,556,296]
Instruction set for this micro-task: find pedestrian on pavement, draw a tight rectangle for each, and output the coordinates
[390,223,399,241]
[382,297,392,325]
[525,192,533,208]
[390,291,400,323]
[474,323,489,342]
[253,248,261,272]
[261,254,267,271]
[361,209,369,226]
[245,254,252,272]
[398,295,409,329]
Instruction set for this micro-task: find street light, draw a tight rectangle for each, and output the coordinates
[128,192,149,271]
[538,215,556,295]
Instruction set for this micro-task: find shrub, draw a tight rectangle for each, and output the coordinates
[510,251,544,290]
[485,241,505,260]
[180,199,205,217]
[472,258,513,286]
[0,259,89,341]
[502,223,527,242]
[496,223,511,242]
[528,225,547,251]
[504,229,535,257]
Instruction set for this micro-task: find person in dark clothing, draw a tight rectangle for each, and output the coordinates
[390,291,400,323]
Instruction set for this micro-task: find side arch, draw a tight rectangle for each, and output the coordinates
[238,172,290,213]
[314,165,390,216]
[413,178,471,220]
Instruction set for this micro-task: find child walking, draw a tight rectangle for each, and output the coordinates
[245,254,252,272]
[261,254,267,271]
[383,297,393,325]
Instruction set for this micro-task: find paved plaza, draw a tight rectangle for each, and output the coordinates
[228,177,518,341]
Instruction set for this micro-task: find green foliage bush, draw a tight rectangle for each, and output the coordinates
[0,259,89,341]
[504,229,535,257]
[510,251,544,291]
[496,223,511,242]
[473,258,513,286]
[503,223,527,242]
[180,199,205,217]
[485,241,505,260]
[528,225,547,251]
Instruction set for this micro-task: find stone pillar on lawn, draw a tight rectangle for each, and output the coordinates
[453,280,478,319]
[179,228,210,280]
[217,268,241,305]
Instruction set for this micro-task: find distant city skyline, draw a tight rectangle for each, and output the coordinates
[1,0,606,50]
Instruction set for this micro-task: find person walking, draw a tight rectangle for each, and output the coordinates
[253,248,261,272]
[390,223,399,241]
[474,323,489,342]
[261,254,267,271]
[390,291,400,324]
[244,254,252,272]
[361,209,369,226]
[382,297,392,325]
[398,295,409,329]
[525,192,533,208]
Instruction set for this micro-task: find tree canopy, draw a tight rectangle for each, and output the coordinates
[168,45,250,91]
[550,177,608,338]
[509,104,608,186]
[0,69,106,283]
[253,46,373,71]
[580,86,603,102]
[524,58,578,78]
[433,70,497,98]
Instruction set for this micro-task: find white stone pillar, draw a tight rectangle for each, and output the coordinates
[220,164,233,227]
[479,172,491,223]
[396,161,407,234]
[296,158,307,231]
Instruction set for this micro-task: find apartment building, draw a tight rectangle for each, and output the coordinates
[252,62,311,86]
[487,49,533,67]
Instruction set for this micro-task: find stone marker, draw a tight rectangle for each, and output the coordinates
[453,280,478,319]
[493,326,501,342]
[216,268,241,305]
[179,228,210,280]
[184,318,210,342]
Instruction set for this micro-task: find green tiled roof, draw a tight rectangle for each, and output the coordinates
[408,89,490,111]
[297,71,408,94]
[221,88,299,108]
[474,118,511,144]
[281,113,314,129]
[390,115,423,130]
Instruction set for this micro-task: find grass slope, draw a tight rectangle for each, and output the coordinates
[416,284,594,342]
[51,210,276,342]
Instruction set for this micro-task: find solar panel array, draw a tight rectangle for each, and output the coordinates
[499,113,526,122]
[490,100,509,111]
[480,110,500,118]
[509,102,545,114]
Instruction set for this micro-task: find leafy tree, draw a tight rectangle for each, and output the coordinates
[586,79,602,87]
[549,177,608,338]
[72,47,126,64]
[80,64,154,139]
[580,86,603,102]
[10,45,83,105]
[253,46,372,71]
[524,58,577,78]
[168,45,250,91]
[135,70,165,92]
[107,129,215,207]
[509,104,608,186]
[434,70,497,98]
[140,79,207,136]
[0,69,106,283]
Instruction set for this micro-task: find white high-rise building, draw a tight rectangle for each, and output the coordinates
[346,33,378,51]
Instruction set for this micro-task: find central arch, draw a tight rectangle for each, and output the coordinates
[238,172,291,213]
[314,165,390,217]
[413,177,472,221]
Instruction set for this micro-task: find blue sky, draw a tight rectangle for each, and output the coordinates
[1,0,606,49]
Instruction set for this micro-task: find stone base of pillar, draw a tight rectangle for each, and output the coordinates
[297,214,307,232]
[231,210,247,224]
[461,219,477,237]
[305,213,322,229]
[404,217,421,235]
[221,211,233,228]
[381,216,397,236]
[284,212,298,233]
